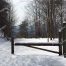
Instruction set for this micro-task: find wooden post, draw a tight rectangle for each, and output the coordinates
[11,37,14,54]
[63,22,66,57]
[63,41,66,57]
[59,30,62,55]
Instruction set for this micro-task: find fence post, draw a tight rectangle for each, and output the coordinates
[11,37,14,54]
[59,30,62,55]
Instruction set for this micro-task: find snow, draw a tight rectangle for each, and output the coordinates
[0,38,66,66]
[15,38,59,43]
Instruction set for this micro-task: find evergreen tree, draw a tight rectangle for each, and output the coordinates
[0,0,11,39]
[19,19,28,38]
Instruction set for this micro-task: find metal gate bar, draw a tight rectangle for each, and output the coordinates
[15,43,59,46]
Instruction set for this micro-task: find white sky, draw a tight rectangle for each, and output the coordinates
[9,0,33,26]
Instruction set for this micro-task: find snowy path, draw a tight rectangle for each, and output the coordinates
[0,38,66,66]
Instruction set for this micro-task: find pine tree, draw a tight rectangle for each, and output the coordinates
[0,0,11,40]
[19,19,28,38]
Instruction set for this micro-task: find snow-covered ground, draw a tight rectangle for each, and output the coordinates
[0,38,66,66]
[15,38,59,43]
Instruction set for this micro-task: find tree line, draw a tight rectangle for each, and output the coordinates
[19,0,63,38]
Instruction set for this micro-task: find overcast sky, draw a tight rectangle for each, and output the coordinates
[9,0,33,26]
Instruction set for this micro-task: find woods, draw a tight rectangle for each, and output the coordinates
[0,0,63,38]
[19,0,62,38]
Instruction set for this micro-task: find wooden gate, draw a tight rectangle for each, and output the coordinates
[11,31,62,56]
[10,0,64,56]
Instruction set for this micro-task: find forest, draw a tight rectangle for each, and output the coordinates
[0,0,63,39]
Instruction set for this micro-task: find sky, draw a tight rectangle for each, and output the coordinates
[8,0,33,26]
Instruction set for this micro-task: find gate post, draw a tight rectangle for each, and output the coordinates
[63,22,66,57]
[11,37,14,54]
[11,26,15,54]
[59,30,62,55]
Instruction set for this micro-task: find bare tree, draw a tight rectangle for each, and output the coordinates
[25,0,62,38]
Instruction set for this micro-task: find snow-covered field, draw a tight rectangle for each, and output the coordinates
[0,38,66,66]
